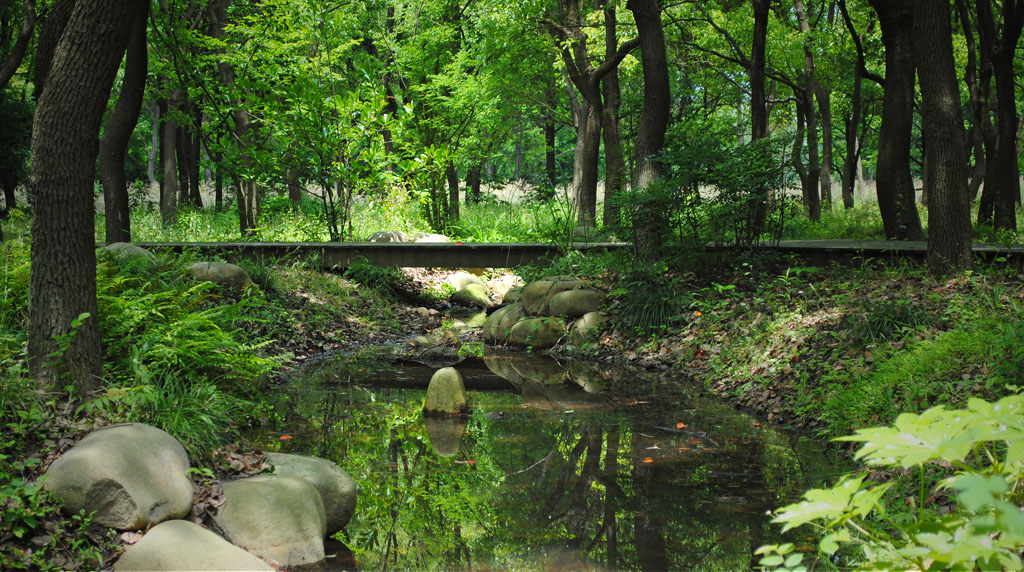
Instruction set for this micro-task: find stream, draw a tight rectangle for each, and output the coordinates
[254,347,846,571]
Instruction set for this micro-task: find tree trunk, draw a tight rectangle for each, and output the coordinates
[544,111,557,193]
[467,164,482,203]
[99,2,148,245]
[817,84,834,210]
[794,0,821,222]
[189,106,203,208]
[0,0,35,92]
[446,160,459,222]
[28,0,143,392]
[839,0,864,209]
[160,89,181,226]
[601,3,625,229]
[868,0,924,240]
[913,0,971,273]
[1,168,16,212]
[627,0,670,260]
[147,102,159,186]
[750,0,769,142]
[32,0,75,100]
[176,125,190,205]
[954,0,988,202]
[977,0,1024,230]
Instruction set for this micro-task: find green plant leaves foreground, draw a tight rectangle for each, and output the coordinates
[762,394,1024,571]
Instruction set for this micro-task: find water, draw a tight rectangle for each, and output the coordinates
[256,349,845,571]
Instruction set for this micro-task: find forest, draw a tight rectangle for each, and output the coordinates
[1,0,1024,570]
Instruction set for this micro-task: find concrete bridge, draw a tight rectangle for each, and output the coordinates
[132,240,1024,269]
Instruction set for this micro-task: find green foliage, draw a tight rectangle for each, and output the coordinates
[610,267,692,335]
[842,297,942,346]
[342,257,409,299]
[0,91,33,195]
[763,395,1024,571]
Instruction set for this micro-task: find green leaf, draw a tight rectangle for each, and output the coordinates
[950,474,1007,512]
[759,555,784,567]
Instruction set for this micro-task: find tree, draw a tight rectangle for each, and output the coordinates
[99,3,149,244]
[976,0,1023,231]
[913,0,971,273]
[29,0,145,392]
[867,0,924,240]
[548,0,639,229]
[627,0,670,259]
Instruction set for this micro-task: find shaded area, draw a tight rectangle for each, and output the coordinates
[255,349,845,571]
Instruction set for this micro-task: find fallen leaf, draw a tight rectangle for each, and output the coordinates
[676,422,687,429]
[279,434,293,441]
[641,457,654,464]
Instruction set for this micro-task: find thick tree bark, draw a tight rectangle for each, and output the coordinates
[601,2,626,229]
[99,3,148,245]
[977,0,1023,231]
[32,0,74,100]
[913,0,971,273]
[29,0,143,392]
[868,0,924,239]
[627,0,670,260]
[0,0,34,91]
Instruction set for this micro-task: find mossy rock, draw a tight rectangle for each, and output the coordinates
[424,367,469,416]
[482,302,527,344]
[450,284,490,308]
[520,278,587,316]
[568,312,609,347]
[507,317,566,349]
[549,289,606,318]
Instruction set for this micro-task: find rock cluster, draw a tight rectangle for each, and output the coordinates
[483,277,608,349]
[43,423,356,570]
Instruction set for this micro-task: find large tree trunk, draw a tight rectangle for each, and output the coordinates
[913,0,971,273]
[29,0,143,392]
[868,0,924,240]
[99,4,148,245]
[1,168,16,212]
[627,0,670,260]
[601,2,625,229]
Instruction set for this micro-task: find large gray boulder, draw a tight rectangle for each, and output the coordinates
[114,520,273,572]
[447,271,486,291]
[366,230,408,243]
[549,289,606,318]
[507,317,566,349]
[483,302,527,344]
[424,367,469,416]
[189,262,253,291]
[520,278,586,316]
[450,284,490,308]
[568,311,609,347]
[44,423,192,530]
[412,232,451,242]
[214,476,326,568]
[101,242,157,262]
[265,453,357,536]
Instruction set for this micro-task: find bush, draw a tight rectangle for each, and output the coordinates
[759,395,1024,571]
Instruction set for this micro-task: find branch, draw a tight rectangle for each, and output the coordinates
[0,0,35,91]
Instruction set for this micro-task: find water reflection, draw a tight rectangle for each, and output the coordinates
[259,349,843,571]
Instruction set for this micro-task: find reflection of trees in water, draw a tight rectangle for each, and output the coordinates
[262,355,824,571]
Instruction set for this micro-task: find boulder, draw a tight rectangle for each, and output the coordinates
[549,289,606,318]
[189,262,253,291]
[501,287,523,304]
[265,453,357,536]
[520,278,586,316]
[483,355,529,387]
[482,302,526,344]
[568,312,610,347]
[412,232,451,242]
[114,520,273,572]
[424,417,467,457]
[214,476,327,568]
[101,242,156,262]
[450,284,490,308]
[366,230,408,243]
[446,271,486,291]
[423,367,469,416]
[507,317,566,349]
[44,423,192,530]
[486,275,523,300]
